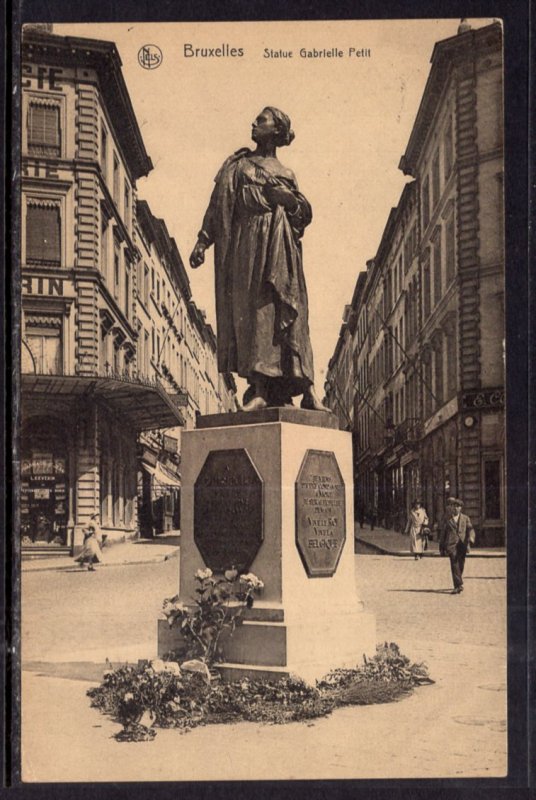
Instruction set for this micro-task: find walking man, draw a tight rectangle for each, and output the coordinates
[439,497,475,594]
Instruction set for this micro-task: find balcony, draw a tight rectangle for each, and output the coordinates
[394,417,422,447]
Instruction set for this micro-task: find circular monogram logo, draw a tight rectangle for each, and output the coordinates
[138,45,163,70]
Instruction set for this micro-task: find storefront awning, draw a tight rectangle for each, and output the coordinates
[21,373,185,431]
[142,461,181,488]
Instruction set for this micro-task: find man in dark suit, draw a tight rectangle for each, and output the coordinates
[439,497,475,594]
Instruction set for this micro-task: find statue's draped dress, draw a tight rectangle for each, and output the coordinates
[200,149,315,397]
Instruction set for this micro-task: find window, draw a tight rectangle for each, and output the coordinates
[432,230,442,306]
[483,459,502,520]
[113,154,120,203]
[445,214,456,285]
[422,176,430,230]
[125,269,130,319]
[434,338,444,408]
[99,325,110,373]
[444,117,454,179]
[446,329,457,398]
[114,243,120,299]
[113,340,121,374]
[124,181,130,226]
[25,315,62,375]
[26,202,61,265]
[28,102,61,157]
[432,151,441,208]
[144,265,150,306]
[100,125,108,178]
[422,255,431,319]
[100,214,108,277]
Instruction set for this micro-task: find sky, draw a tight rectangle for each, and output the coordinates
[56,18,492,398]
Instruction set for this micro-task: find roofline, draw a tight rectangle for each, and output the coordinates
[22,30,153,180]
[399,22,502,176]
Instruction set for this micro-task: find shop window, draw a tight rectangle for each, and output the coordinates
[25,315,63,375]
[483,459,502,520]
[20,418,68,547]
[27,102,61,157]
[26,202,61,265]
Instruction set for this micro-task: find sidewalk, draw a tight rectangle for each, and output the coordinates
[22,532,180,573]
[355,524,505,558]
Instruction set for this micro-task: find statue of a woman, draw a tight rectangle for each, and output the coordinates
[190,107,327,411]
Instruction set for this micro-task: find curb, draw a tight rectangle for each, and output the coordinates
[354,537,505,558]
[22,548,180,573]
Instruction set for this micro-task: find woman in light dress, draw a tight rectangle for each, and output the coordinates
[406,499,429,560]
[75,514,104,571]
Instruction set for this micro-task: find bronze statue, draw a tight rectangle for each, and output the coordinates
[190,107,327,412]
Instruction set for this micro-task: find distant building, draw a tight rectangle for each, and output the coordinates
[326,22,504,545]
[19,29,236,555]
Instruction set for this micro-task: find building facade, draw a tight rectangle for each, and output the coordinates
[326,22,504,546]
[19,29,236,555]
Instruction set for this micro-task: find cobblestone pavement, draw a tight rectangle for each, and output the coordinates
[20,553,507,781]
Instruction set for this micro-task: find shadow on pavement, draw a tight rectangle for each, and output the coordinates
[387,588,454,594]
[22,661,110,682]
[134,535,181,547]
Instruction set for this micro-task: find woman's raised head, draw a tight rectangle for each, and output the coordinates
[264,106,295,147]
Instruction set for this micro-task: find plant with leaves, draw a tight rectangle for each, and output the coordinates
[162,568,264,666]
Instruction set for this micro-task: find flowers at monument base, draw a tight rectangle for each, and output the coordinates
[239,572,264,590]
[161,568,265,666]
[195,567,213,580]
[87,642,434,742]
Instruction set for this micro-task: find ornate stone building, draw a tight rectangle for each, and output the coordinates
[326,21,504,545]
[19,29,236,554]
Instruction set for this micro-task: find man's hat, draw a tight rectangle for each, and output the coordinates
[446,497,463,507]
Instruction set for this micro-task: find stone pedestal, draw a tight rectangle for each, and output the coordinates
[158,409,376,684]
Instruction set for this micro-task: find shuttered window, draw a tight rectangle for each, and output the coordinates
[27,103,61,157]
[26,203,61,265]
[25,316,63,375]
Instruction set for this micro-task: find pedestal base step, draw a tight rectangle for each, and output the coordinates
[215,662,292,683]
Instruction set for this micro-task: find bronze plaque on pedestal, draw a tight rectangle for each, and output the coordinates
[295,449,346,577]
[194,448,264,573]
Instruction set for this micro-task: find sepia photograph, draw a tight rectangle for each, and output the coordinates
[14,16,509,783]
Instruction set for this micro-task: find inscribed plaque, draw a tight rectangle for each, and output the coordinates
[194,448,263,572]
[295,449,346,577]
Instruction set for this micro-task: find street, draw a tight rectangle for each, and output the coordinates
[21,551,507,781]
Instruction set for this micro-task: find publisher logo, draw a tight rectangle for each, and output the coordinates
[138,45,163,70]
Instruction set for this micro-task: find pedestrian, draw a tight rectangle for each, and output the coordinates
[405,499,429,560]
[439,497,475,594]
[75,520,104,571]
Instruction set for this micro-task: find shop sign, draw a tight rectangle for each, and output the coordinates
[461,388,504,411]
[163,435,178,453]
[32,456,54,475]
[22,276,74,297]
[33,488,51,499]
